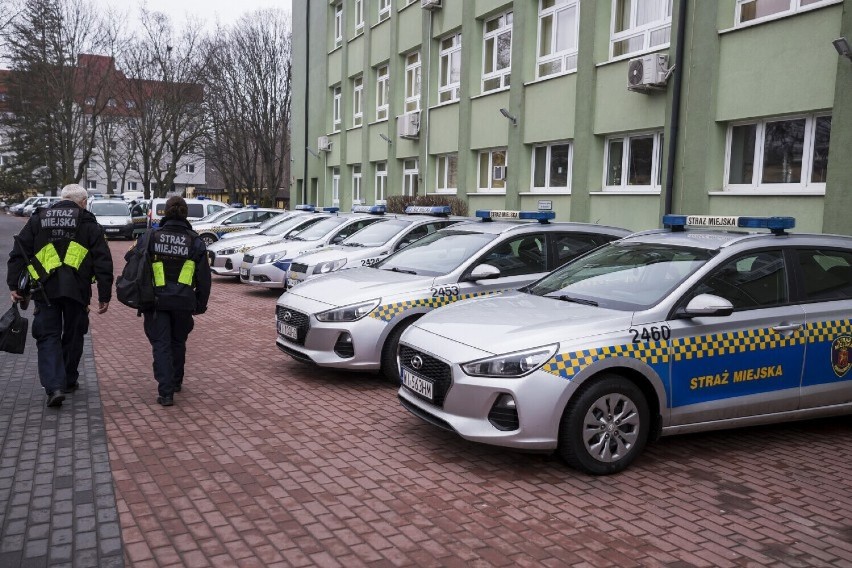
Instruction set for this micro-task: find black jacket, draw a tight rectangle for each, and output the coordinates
[146,217,211,313]
[7,200,114,305]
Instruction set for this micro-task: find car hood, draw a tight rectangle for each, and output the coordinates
[219,228,262,240]
[410,291,632,356]
[209,233,283,252]
[286,267,434,307]
[292,244,385,265]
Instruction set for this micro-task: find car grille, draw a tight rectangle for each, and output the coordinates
[399,345,452,407]
[290,262,308,274]
[243,254,254,263]
[276,306,310,345]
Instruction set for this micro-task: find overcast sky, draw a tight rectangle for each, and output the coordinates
[95,0,292,33]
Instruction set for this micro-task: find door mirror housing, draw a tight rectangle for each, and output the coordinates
[678,294,734,318]
[466,263,501,282]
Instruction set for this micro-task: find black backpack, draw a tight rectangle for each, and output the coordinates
[115,231,156,313]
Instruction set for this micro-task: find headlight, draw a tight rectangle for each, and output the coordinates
[315,298,380,322]
[219,248,236,255]
[461,344,559,378]
[313,258,347,275]
[258,252,284,264]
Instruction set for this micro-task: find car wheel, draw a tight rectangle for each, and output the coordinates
[558,375,649,475]
[200,233,217,245]
[381,317,418,385]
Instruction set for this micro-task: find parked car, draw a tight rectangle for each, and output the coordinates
[90,199,134,239]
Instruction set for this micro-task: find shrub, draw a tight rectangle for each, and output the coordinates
[385,194,468,216]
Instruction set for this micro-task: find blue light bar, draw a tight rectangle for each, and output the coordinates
[196,196,209,200]
[352,205,386,214]
[475,210,556,224]
[663,214,795,235]
[294,204,316,211]
[314,207,340,213]
[405,205,451,216]
[246,204,259,209]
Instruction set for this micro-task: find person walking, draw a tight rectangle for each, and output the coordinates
[7,184,114,408]
[139,196,210,406]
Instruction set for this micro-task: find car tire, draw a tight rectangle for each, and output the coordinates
[558,374,649,475]
[200,233,218,245]
[381,317,418,385]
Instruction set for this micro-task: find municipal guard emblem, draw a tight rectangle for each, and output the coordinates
[831,335,852,378]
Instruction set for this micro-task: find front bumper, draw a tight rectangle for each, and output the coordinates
[243,261,289,289]
[210,251,245,276]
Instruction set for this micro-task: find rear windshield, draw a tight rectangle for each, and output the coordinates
[90,202,130,216]
[155,203,205,218]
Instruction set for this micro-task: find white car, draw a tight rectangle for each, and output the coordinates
[89,199,134,239]
[192,207,286,244]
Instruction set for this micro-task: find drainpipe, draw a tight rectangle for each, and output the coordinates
[302,1,311,205]
[663,0,688,215]
[422,10,433,197]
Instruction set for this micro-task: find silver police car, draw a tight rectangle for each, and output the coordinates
[193,207,285,244]
[397,215,852,475]
[275,210,631,382]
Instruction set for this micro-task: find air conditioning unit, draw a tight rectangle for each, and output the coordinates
[493,166,506,181]
[397,112,420,139]
[317,136,332,152]
[627,54,670,93]
[421,0,442,9]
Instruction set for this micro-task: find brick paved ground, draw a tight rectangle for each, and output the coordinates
[4,219,852,567]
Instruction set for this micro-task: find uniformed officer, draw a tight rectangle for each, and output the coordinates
[140,196,211,406]
[7,184,114,407]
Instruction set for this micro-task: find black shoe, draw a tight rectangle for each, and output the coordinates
[157,396,174,407]
[173,384,182,393]
[62,383,79,394]
[46,391,66,408]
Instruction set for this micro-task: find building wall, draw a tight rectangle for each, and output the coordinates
[291,0,852,235]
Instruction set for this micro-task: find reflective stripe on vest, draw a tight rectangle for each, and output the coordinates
[27,242,88,281]
[152,259,195,287]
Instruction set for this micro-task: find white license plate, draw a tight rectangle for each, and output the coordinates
[240,268,249,278]
[277,321,298,340]
[402,368,434,401]
[105,228,119,233]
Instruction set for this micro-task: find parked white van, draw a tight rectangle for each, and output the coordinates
[148,197,228,228]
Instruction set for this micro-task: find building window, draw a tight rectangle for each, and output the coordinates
[185,164,195,173]
[478,148,508,192]
[402,159,419,197]
[109,140,117,150]
[85,97,95,106]
[353,75,363,127]
[109,180,117,190]
[352,164,362,204]
[127,181,137,191]
[107,98,117,108]
[332,167,341,205]
[736,0,832,25]
[537,0,580,78]
[354,0,364,32]
[532,142,572,191]
[482,12,512,93]
[610,0,672,58]
[438,34,462,104]
[375,161,387,201]
[436,154,458,193]
[376,65,389,121]
[404,52,421,113]
[332,85,342,132]
[604,131,664,191]
[334,2,343,47]
[125,100,135,109]
[87,180,97,190]
[130,161,138,171]
[726,114,831,190]
[378,0,390,22]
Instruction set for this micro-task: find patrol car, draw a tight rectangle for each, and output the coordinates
[218,212,288,240]
[275,210,630,383]
[241,207,388,288]
[148,197,229,228]
[192,207,285,244]
[286,205,467,289]
[208,212,328,277]
[396,215,852,475]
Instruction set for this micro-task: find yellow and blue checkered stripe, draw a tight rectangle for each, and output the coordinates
[213,225,249,236]
[370,290,504,322]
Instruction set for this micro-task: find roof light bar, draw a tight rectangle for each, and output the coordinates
[475,210,556,224]
[352,205,386,214]
[663,214,795,235]
[314,207,340,213]
[294,204,316,211]
[404,205,451,216]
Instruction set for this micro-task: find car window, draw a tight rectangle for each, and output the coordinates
[797,249,852,301]
[228,211,256,224]
[333,218,382,241]
[90,202,130,216]
[207,204,225,215]
[290,216,348,240]
[395,223,431,250]
[478,233,546,277]
[552,233,617,268]
[186,204,205,218]
[378,230,497,276]
[693,250,787,310]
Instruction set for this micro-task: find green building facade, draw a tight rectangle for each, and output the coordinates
[291,0,852,234]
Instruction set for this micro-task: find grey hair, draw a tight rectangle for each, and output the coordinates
[60,184,88,205]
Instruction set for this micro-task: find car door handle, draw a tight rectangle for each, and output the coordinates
[772,323,803,333]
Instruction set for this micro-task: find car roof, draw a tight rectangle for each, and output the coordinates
[441,220,632,236]
[623,228,852,251]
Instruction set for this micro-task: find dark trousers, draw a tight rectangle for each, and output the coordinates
[143,310,194,397]
[31,299,89,393]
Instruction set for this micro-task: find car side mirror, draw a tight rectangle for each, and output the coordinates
[331,235,345,244]
[466,263,501,282]
[678,294,734,318]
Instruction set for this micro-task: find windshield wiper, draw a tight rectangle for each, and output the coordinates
[342,242,365,247]
[288,236,306,241]
[556,295,598,306]
[385,267,416,275]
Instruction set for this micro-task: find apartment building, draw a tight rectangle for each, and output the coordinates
[291,0,852,234]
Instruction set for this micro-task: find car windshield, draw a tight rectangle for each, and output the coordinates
[525,242,715,311]
[197,208,233,223]
[263,215,317,236]
[287,216,348,241]
[255,214,285,231]
[376,230,496,276]
[342,219,408,247]
[90,202,130,216]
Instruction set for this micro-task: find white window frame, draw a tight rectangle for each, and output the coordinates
[353,75,363,127]
[352,165,363,204]
[375,161,387,201]
[127,181,138,191]
[354,0,364,33]
[435,153,458,194]
[482,12,513,93]
[402,159,419,197]
[404,51,421,113]
[477,148,508,193]
[332,85,342,132]
[531,141,573,192]
[378,0,391,22]
[334,2,343,48]
[332,167,341,205]
[536,0,580,79]
[438,33,462,104]
[87,180,97,190]
[603,131,664,192]
[724,113,831,192]
[735,0,835,27]
[609,0,672,59]
[376,65,389,121]
[185,164,195,173]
